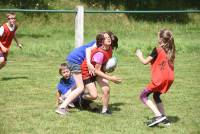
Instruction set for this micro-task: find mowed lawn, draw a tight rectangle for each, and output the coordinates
[0,14,200,134]
[0,52,199,134]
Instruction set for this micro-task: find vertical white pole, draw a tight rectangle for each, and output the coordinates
[75,6,84,48]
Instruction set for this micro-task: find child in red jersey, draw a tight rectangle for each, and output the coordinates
[136,29,176,127]
[81,32,122,115]
[0,12,22,69]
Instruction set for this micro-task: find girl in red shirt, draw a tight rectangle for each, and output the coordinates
[136,29,175,127]
[81,32,122,114]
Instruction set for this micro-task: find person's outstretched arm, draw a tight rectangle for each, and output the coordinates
[135,49,153,65]
[13,35,23,49]
[94,63,122,84]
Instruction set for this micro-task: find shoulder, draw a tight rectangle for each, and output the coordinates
[93,51,104,58]
[59,77,64,84]
[149,47,158,59]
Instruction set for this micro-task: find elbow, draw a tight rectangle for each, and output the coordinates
[143,62,148,65]
[141,61,149,65]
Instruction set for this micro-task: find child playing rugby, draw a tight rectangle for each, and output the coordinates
[136,28,176,127]
[0,12,22,69]
[55,63,76,113]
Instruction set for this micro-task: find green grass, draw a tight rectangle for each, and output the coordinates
[0,12,200,134]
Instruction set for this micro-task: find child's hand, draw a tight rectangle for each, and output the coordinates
[135,49,142,57]
[0,45,8,53]
[17,43,23,49]
[58,97,64,105]
[111,76,122,84]
[87,62,95,76]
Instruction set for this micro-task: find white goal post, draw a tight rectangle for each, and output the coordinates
[75,5,84,48]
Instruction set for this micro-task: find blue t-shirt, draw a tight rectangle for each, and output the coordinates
[66,40,96,64]
[57,76,76,95]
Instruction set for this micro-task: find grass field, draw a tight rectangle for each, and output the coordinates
[0,12,200,134]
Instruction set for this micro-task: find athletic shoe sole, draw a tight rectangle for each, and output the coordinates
[148,116,166,127]
[55,109,67,115]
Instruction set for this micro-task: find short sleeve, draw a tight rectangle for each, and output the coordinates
[0,26,4,36]
[92,52,104,64]
[149,47,157,60]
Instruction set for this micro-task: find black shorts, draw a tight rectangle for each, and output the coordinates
[83,76,96,85]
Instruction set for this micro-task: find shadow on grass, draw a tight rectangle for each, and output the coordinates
[110,102,125,112]
[17,33,51,38]
[144,115,180,128]
[167,115,180,123]
[72,101,125,114]
[1,76,28,81]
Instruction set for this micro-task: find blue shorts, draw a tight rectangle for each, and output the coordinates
[67,61,81,73]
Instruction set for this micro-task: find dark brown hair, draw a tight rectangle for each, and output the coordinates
[59,63,69,75]
[96,32,106,48]
[107,31,118,49]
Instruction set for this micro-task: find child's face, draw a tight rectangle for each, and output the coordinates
[103,33,111,47]
[61,68,71,78]
[8,14,16,26]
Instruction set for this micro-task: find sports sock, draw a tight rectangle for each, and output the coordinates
[102,106,108,113]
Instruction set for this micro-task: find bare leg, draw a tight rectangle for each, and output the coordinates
[83,82,98,100]
[59,72,84,108]
[153,92,165,115]
[97,77,110,113]
[155,102,165,115]
[145,100,162,117]
[0,57,6,69]
[140,89,162,117]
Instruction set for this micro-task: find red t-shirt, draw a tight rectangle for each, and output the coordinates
[81,47,112,80]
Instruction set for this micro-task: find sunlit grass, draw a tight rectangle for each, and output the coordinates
[0,12,200,134]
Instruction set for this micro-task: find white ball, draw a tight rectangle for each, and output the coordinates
[103,57,118,73]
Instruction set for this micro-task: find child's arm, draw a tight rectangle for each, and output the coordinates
[0,42,8,53]
[86,43,96,75]
[136,49,153,65]
[0,27,7,53]
[13,35,23,49]
[94,63,122,84]
[56,90,61,106]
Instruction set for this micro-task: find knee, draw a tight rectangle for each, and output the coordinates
[90,94,98,100]
[140,89,150,104]
[140,93,146,104]
[0,59,6,64]
[102,88,110,96]
[77,85,84,91]
[153,92,162,103]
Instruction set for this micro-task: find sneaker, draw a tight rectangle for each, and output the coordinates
[162,118,171,126]
[55,107,68,115]
[102,109,112,115]
[68,103,75,108]
[147,115,166,127]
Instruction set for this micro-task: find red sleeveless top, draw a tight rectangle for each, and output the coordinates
[147,47,174,93]
[81,47,112,80]
[0,23,17,52]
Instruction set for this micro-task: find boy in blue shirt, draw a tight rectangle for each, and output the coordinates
[56,63,76,112]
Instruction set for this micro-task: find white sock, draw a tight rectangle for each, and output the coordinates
[102,106,108,113]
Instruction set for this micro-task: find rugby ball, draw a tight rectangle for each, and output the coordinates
[103,57,118,73]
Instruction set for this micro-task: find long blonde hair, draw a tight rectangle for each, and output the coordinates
[158,29,176,63]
